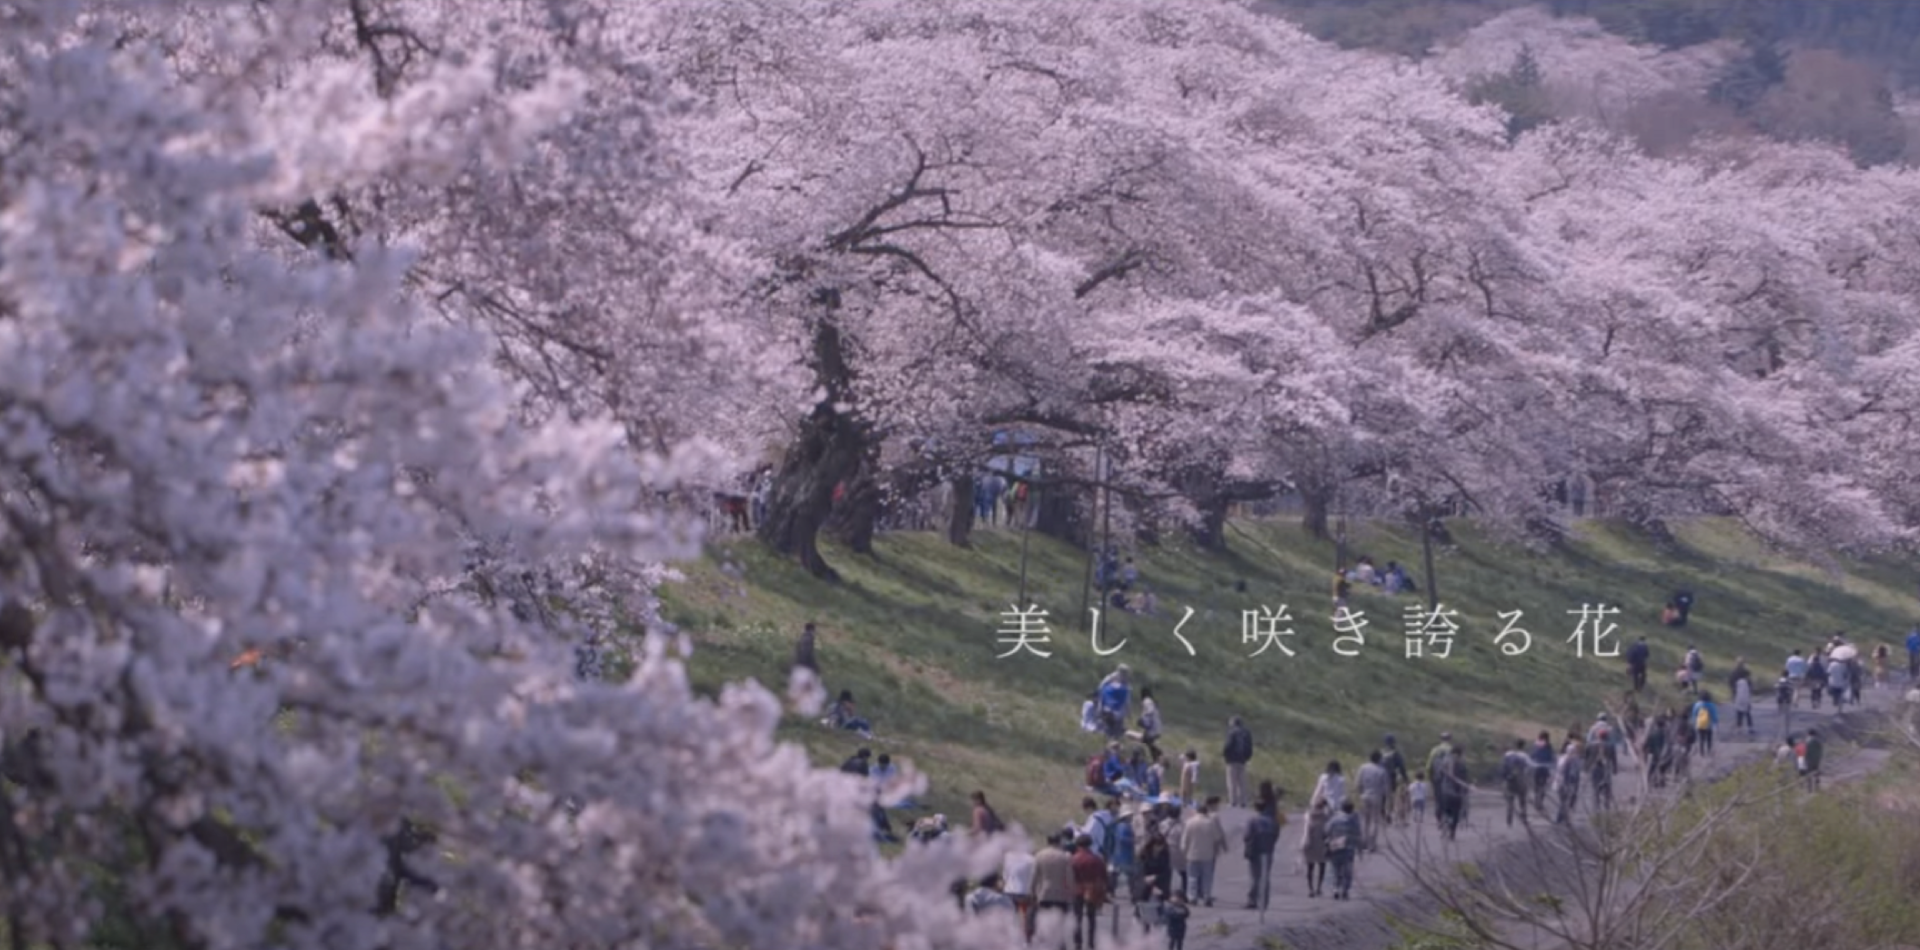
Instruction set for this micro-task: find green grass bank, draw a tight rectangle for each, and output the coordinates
[660,517,1918,834]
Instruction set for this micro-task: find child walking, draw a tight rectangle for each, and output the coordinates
[1409,771,1431,825]
[1162,891,1189,950]
[1178,750,1199,805]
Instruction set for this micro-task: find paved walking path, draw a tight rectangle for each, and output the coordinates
[1158,678,1910,950]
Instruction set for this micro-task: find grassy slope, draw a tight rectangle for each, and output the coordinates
[659,517,1918,836]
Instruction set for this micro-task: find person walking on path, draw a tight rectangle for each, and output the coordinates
[1308,760,1346,813]
[1178,750,1199,806]
[1069,836,1108,950]
[1180,798,1227,907]
[1906,626,1920,681]
[1425,732,1455,782]
[1356,752,1390,851]
[1799,728,1825,792]
[1161,893,1189,950]
[1241,806,1280,909]
[1529,731,1555,811]
[1690,692,1719,757]
[1732,675,1754,737]
[1160,806,1188,900]
[1003,846,1036,940]
[1033,834,1075,944]
[1774,673,1795,740]
[1299,800,1331,898]
[1727,657,1751,694]
[1380,735,1410,823]
[1553,740,1582,825]
[1137,831,1172,931]
[1641,715,1669,789]
[1222,718,1253,809]
[1807,653,1828,709]
[1500,739,1532,826]
[1626,635,1650,691]
[1325,802,1362,901]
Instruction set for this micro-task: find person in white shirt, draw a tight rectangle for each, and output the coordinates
[1001,848,1037,933]
[1309,760,1347,812]
[1080,692,1101,733]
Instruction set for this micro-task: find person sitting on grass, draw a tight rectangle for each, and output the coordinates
[826,689,873,738]
[1080,691,1102,733]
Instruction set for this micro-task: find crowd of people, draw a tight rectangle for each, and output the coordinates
[804,610,1920,949]
[945,624,1917,949]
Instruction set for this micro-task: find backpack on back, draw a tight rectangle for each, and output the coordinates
[1694,706,1711,730]
[1086,756,1105,788]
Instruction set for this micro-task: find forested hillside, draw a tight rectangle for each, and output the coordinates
[1266,0,1920,70]
[1262,0,1920,165]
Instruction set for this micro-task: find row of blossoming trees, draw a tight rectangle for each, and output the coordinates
[2,1,1918,949]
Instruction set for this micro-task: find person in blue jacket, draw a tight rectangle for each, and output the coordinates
[1097,664,1132,739]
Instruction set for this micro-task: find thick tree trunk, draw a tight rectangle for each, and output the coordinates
[757,318,867,581]
[1301,484,1332,540]
[1190,494,1230,551]
[1421,514,1440,612]
[1034,490,1085,546]
[827,467,881,555]
[946,474,976,547]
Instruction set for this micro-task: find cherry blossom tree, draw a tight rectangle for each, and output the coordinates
[0,5,1039,950]
[1500,124,1920,550]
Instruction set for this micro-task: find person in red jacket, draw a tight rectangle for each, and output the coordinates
[1069,836,1108,950]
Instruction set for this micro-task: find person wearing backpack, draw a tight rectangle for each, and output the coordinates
[1690,692,1719,757]
[1685,646,1704,685]
[1080,797,1116,860]
[1380,735,1410,823]
[1325,801,1362,901]
[1085,752,1118,798]
[1500,739,1531,826]
[1221,717,1254,809]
